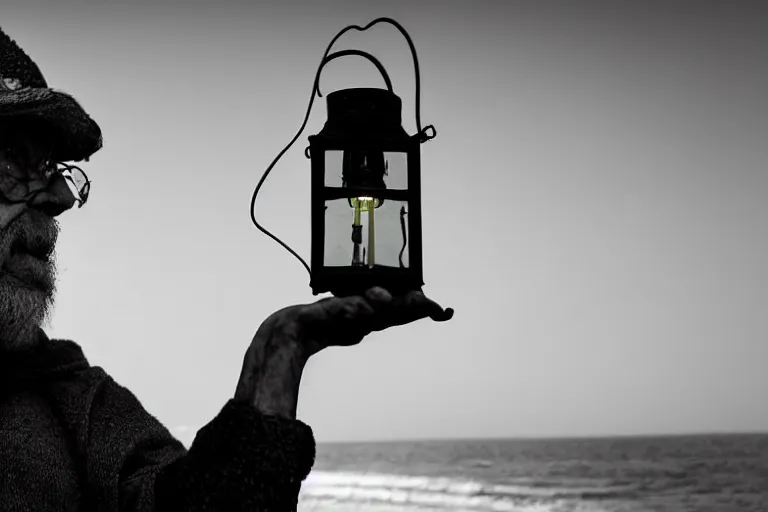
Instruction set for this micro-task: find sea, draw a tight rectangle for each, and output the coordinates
[297,434,768,512]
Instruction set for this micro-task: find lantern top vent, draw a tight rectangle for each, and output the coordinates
[318,88,409,141]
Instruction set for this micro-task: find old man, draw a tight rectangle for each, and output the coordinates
[0,27,451,511]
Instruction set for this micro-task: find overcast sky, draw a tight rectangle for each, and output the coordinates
[4,0,767,443]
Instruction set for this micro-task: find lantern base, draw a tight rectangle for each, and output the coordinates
[310,266,424,297]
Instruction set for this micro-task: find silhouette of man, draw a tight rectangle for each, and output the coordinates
[0,26,451,511]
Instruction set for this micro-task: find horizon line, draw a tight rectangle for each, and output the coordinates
[316,429,768,445]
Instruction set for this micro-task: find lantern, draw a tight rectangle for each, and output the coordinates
[250,18,441,299]
[307,87,433,296]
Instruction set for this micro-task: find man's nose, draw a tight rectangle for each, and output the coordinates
[26,173,78,217]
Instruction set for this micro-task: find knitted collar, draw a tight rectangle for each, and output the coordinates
[0,328,90,390]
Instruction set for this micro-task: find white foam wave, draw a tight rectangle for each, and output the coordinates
[300,471,628,511]
[299,498,570,512]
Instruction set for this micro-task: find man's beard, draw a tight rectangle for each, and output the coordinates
[0,210,59,351]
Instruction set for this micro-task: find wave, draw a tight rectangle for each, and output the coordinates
[299,471,636,511]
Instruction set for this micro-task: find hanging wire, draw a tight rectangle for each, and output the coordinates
[249,18,427,276]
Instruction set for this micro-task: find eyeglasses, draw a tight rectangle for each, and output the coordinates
[0,159,91,208]
[0,142,91,208]
[57,163,91,208]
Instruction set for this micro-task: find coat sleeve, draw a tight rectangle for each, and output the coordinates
[84,374,316,512]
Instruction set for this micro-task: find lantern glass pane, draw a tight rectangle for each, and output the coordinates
[324,198,410,269]
[324,150,408,189]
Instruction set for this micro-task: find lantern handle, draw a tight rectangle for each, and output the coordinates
[314,49,394,95]
[314,17,426,134]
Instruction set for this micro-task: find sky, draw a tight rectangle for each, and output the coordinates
[2,0,767,444]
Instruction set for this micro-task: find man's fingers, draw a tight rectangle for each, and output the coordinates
[430,307,454,322]
[365,290,452,330]
[298,288,452,347]
[365,286,393,306]
[402,290,451,322]
[308,296,377,345]
[328,289,451,326]
[299,295,372,322]
[340,296,376,320]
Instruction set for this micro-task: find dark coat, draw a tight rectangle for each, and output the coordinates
[0,329,316,511]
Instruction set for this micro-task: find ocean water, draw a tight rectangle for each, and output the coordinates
[298,434,768,512]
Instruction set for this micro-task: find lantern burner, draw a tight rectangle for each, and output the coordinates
[342,150,388,190]
[343,149,389,268]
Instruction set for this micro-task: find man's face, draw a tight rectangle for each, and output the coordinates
[0,119,78,350]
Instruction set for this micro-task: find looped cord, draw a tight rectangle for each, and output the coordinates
[417,125,437,144]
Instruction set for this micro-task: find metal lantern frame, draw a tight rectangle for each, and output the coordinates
[250,18,437,297]
[308,90,428,296]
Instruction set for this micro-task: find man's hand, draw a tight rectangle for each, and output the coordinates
[234,288,453,419]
